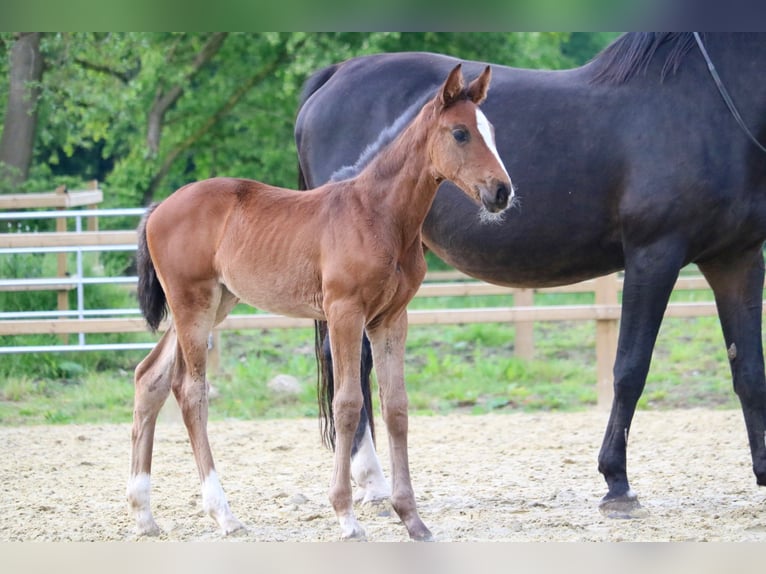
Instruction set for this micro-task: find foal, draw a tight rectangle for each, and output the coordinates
[127,64,513,541]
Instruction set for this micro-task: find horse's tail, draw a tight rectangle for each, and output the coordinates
[136,203,167,332]
[314,320,335,449]
[314,320,376,451]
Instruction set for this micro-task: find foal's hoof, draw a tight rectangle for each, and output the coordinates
[218,516,247,536]
[341,527,367,542]
[134,515,161,537]
[599,491,648,519]
[136,523,161,537]
[410,527,434,542]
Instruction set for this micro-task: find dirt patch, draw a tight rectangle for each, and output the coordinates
[2,407,765,541]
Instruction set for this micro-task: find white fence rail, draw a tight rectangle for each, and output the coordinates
[1,207,147,353]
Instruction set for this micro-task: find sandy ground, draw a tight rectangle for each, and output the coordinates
[2,406,766,542]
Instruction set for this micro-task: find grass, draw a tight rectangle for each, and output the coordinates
[0,283,742,426]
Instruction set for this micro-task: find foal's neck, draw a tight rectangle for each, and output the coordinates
[356,107,440,239]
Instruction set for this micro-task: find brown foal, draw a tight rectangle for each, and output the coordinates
[127,64,513,540]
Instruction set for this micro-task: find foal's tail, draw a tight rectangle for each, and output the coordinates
[136,203,168,332]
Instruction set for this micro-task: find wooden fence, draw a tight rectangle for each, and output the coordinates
[0,216,737,408]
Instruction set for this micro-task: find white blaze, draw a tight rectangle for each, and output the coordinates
[475,108,512,184]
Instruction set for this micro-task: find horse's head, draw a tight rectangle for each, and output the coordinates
[428,64,514,215]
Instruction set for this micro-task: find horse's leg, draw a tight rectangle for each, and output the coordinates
[127,326,177,535]
[171,283,244,535]
[321,330,391,502]
[325,308,366,539]
[598,241,685,517]
[368,313,432,541]
[699,245,766,486]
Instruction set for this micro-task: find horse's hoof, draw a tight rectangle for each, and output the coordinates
[410,527,434,542]
[135,517,161,537]
[599,491,648,519]
[341,527,367,541]
[220,517,246,536]
[223,523,247,537]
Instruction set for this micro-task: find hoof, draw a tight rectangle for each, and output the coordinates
[134,514,161,537]
[599,491,648,519]
[338,514,367,541]
[341,527,367,541]
[136,524,161,537]
[410,527,434,542]
[220,517,246,536]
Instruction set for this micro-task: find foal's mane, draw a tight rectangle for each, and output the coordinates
[330,76,481,183]
[330,91,434,182]
[589,32,700,85]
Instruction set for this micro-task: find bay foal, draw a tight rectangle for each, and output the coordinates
[127,64,512,540]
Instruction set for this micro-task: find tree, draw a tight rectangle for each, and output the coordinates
[0,33,42,191]
[0,33,616,204]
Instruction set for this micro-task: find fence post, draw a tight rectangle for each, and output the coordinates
[55,185,69,344]
[87,180,99,231]
[514,288,534,359]
[595,273,619,409]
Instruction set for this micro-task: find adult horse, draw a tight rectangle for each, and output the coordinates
[127,65,512,540]
[295,33,766,516]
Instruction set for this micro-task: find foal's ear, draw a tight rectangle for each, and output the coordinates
[439,64,465,108]
[467,66,492,105]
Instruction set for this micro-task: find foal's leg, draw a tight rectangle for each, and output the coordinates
[368,313,432,541]
[321,331,391,503]
[171,283,244,535]
[699,246,766,486]
[127,327,177,535]
[598,240,685,517]
[325,307,366,539]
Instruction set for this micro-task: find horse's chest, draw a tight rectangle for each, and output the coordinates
[368,259,425,312]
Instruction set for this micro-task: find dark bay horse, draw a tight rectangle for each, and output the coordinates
[127,65,512,540]
[295,33,766,516]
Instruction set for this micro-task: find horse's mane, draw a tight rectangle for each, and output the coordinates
[589,32,700,85]
[330,91,434,182]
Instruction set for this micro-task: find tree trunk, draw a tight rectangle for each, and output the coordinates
[0,33,43,190]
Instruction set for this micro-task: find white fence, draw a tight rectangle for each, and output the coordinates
[1,207,148,353]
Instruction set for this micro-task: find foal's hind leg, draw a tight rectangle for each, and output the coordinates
[699,246,766,487]
[171,283,244,535]
[368,313,432,541]
[127,327,177,535]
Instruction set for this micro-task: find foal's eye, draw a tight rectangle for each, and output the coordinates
[452,128,469,144]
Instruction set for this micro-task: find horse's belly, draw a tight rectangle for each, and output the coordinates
[223,274,325,321]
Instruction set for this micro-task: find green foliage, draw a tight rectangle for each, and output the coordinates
[1,32,617,203]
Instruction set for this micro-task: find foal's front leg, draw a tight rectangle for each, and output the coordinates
[368,313,432,541]
[326,311,367,539]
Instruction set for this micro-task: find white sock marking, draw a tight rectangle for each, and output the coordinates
[202,470,230,517]
[351,425,391,502]
[127,472,158,534]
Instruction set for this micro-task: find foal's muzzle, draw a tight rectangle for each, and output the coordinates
[480,180,513,213]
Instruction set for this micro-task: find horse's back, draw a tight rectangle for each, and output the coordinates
[295,43,766,286]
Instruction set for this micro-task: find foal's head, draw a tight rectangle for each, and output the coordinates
[427,64,513,214]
